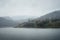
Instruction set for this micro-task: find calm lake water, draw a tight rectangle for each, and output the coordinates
[0,28,60,40]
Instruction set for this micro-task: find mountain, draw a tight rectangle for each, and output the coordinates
[16,10,60,28]
[0,17,17,28]
[36,10,60,21]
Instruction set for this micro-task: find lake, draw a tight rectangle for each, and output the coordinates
[0,28,60,40]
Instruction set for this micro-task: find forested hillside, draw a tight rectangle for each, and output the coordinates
[16,10,60,28]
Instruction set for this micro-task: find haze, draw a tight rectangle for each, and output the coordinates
[0,0,60,17]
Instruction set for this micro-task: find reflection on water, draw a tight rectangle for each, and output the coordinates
[0,28,60,40]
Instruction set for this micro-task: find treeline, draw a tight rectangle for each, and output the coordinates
[16,18,60,28]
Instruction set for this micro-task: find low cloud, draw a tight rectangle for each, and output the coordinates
[0,0,60,17]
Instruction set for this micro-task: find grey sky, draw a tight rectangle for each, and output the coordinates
[0,0,60,17]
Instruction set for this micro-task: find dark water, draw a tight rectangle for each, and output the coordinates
[0,28,60,40]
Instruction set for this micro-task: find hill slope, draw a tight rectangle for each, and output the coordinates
[16,10,60,28]
[0,17,17,28]
[37,10,60,21]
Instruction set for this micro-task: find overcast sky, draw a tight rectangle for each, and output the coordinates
[0,0,60,17]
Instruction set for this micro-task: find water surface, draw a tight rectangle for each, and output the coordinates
[0,28,60,40]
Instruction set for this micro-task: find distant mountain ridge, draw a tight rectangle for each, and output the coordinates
[0,16,37,28]
[0,17,17,28]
